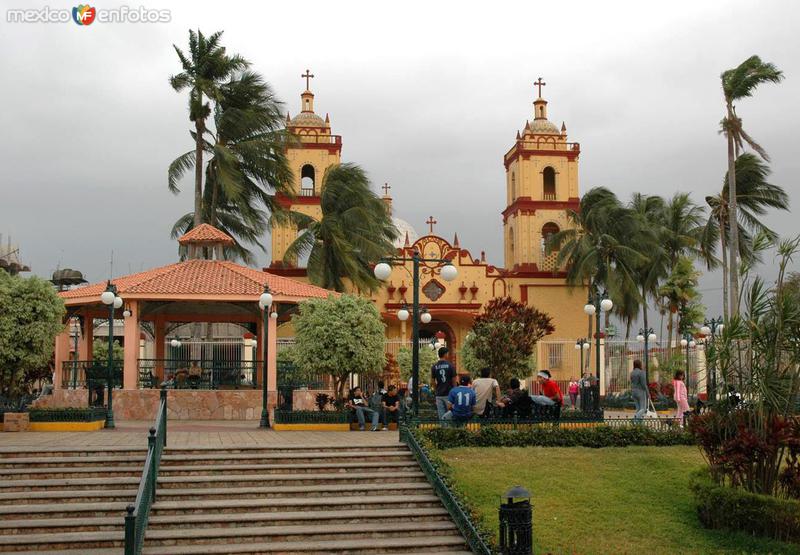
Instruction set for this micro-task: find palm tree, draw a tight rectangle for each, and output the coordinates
[658,257,701,351]
[282,164,398,293]
[720,56,783,316]
[169,30,248,227]
[169,70,294,263]
[703,153,789,317]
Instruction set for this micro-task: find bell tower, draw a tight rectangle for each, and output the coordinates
[270,70,343,267]
[502,78,581,273]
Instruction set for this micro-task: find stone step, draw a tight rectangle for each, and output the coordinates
[0,477,140,492]
[163,443,403,455]
[147,507,450,530]
[0,530,122,552]
[0,489,136,505]
[159,460,418,476]
[0,447,145,458]
[159,450,413,465]
[0,516,123,535]
[140,535,469,554]
[151,494,442,515]
[0,501,127,521]
[153,482,432,502]
[0,466,142,480]
[144,520,457,546]
[158,470,425,488]
[0,455,145,468]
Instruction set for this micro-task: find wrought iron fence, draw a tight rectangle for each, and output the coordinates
[61,360,122,390]
[124,389,167,555]
[405,413,686,432]
[137,359,260,389]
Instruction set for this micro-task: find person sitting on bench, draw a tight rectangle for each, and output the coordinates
[346,387,379,431]
[497,378,533,418]
[443,375,477,424]
[381,385,401,430]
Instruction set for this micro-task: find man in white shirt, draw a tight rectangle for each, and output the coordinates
[472,367,501,417]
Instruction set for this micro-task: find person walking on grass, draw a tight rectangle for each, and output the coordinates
[431,347,457,420]
[673,370,690,427]
[630,359,649,421]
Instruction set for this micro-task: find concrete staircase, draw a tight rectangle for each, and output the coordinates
[0,442,471,554]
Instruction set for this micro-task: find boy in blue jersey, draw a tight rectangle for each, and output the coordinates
[431,347,457,419]
[445,375,476,424]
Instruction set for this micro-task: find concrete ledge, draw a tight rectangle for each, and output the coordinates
[3,413,29,432]
[29,421,105,432]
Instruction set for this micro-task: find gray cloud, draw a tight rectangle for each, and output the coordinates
[1,0,797,320]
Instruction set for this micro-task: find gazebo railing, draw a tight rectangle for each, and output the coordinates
[137,359,261,389]
[61,360,123,390]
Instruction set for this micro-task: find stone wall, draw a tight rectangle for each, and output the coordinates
[33,389,276,421]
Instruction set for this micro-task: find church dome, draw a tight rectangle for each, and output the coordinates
[529,118,560,135]
[392,217,419,247]
[289,112,326,128]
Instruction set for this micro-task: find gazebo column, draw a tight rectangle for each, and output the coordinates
[154,318,165,380]
[79,313,93,361]
[123,300,140,389]
[268,312,278,407]
[255,317,263,388]
[53,327,70,389]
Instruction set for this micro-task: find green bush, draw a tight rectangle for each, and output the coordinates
[28,407,107,422]
[273,410,350,424]
[690,468,800,544]
[421,424,694,449]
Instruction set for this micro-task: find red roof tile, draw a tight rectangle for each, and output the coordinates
[59,260,334,302]
[178,224,235,246]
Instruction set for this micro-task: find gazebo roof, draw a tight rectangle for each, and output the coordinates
[59,259,334,304]
[177,224,235,246]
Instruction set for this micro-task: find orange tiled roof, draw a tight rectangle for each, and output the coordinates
[59,260,334,301]
[178,224,235,246]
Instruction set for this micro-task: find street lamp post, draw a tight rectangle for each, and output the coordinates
[583,288,613,412]
[679,332,696,379]
[259,285,275,429]
[700,317,724,402]
[574,338,590,411]
[99,282,122,429]
[574,338,590,376]
[374,251,458,417]
[636,327,657,382]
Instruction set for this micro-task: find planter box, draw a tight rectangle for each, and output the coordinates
[2,413,29,432]
[29,420,106,432]
[273,423,351,431]
[26,408,106,431]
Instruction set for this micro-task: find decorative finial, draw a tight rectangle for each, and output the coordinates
[534,77,546,98]
[524,120,531,131]
[301,69,314,91]
[382,183,391,197]
[516,130,521,140]
[480,250,486,262]
[453,233,460,247]
[561,121,566,133]
[286,112,291,123]
[404,231,410,247]
[425,216,437,235]
[325,113,330,123]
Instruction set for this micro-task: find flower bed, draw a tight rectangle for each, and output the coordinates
[27,407,107,431]
[690,468,800,543]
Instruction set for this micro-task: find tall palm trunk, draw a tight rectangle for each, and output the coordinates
[642,286,650,382]
[726,105,740,317]
[719,221,729,320]
[193,116,206,228]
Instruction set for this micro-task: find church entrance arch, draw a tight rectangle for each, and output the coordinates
[419,319,458,367]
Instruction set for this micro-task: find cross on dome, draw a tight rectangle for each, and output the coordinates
[382,183,391,196]
[301,69,314,91]
[534,77,546,98]
[426,216,437,234]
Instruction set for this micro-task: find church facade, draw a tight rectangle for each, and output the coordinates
[269,74,587,379]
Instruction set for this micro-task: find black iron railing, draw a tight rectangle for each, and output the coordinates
[401,425,493,555]
[404,413,686,432]
[137,359,260,389]
[61,360,122,390]
[124,389,167,555]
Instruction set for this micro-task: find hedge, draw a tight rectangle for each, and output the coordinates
[421,424,694,449]
[690,468,800,543]
[28,407,107,422]
[273,410,350,424]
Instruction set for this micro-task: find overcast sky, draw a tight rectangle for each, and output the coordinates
[1,0,797,322]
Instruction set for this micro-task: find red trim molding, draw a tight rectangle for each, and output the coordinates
[384,302,482,311]
[275,193,321,208]
[504,144,580,169]
[265,265,308,278]
[502,197,579,222]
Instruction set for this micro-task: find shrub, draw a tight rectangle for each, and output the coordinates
[28,407,106,422]
[421,424,694,450]
[273,410,349,424]
[690,468,800,543]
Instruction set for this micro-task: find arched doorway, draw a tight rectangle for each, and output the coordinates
[419,319,458,367]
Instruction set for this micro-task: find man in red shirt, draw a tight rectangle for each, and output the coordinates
[532,370,563,413]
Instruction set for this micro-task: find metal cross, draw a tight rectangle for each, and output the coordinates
[301,69,314,90]
[382,183,391,196]
[534,77,546,97]
[426,216,437,234]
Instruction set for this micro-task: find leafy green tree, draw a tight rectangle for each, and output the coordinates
[170,70,293,263]
[720,55,783,316]
[169,29,248,228]
[0,273,65,397]
[282,163,398,293]
[703,153,789,317]
[463,297,553,387]
[396,346,438,382]
[92,339,124,362]
[291,294,385,398]
[658,257,701,349]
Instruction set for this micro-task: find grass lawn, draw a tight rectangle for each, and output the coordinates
[440,446,798,555]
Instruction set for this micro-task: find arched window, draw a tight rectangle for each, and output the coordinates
[300,164,315,196]
[542,222,560,251]
[511,172,516,200]
[509,227,515,255]
[543,167,556,200]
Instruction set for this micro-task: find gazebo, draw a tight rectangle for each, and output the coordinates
[46,225,334,420]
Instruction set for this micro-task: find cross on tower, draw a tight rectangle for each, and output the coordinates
[382,183,391,196]
[301,69,314,91]
[426,216,437,234]
[534,77,546,98]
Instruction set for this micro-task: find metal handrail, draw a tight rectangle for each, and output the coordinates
[124,389,167,555]
[401,425,493,554]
